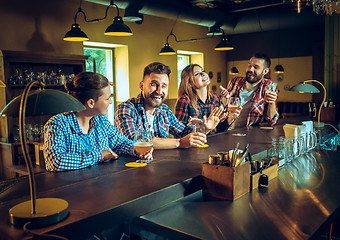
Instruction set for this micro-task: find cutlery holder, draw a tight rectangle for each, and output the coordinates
[202,161,250,201]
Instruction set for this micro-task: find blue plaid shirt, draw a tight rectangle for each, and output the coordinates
[114,93,194,140]
[44,112,135,171]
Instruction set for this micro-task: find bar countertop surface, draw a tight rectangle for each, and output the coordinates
[0,118,339,239]
[131,150,340,240]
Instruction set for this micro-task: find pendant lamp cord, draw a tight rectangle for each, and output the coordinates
[75,0,118,24]
[277,10,281,64]
[165,11,215,43]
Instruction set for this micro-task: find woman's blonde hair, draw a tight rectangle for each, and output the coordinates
[178,64,209,108]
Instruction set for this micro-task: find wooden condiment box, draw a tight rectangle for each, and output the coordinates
[250,163,278,190]
[202,161,250,201]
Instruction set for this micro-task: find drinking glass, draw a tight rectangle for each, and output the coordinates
[134,130,153,163]
[265,81,277,93]
[26,123,33,141]
[286,136,301,161]
[227,97,241,114]
[264,81,277,98]
[308,130,317,150]
[267,137,287,166]
[193,124,206,134]
[40,125,45,142]
[32,124,40,142]
[297,133,306,155]
[193,124,208,147]
[314,129,322,149]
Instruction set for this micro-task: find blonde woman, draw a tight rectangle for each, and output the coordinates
[175,64,225,134]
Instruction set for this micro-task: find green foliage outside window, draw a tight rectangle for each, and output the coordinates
[84,48,107,76]
[177,55,190,88]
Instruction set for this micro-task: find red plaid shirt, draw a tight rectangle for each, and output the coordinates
[175,92,221,134]
[225,77,279,129]
[114,93,194,140]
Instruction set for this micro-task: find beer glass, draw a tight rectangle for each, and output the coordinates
[308,130,317,150]
[268,137,287,165]
[264,81,277,103]
[193,124,206,134]
[298,133,307,154]
[265,81,277,96]
[227,97,241,114]
[193,124,208,147]
[314,129,322,149]
[286,136,301,161]
[134,129,153,163]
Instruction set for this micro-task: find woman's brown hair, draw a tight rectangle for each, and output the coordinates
[65,72,109,105]
[178,64,210,109]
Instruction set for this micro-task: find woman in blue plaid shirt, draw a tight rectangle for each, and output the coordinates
[43,72,152,171]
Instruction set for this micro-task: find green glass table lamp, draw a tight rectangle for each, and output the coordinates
[290,79,326,128]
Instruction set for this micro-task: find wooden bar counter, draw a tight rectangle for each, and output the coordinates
[131,150,340,240]
[0,118,338,239]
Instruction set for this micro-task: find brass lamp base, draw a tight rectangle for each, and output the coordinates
[313,122,325,129]
[9,198,69,228]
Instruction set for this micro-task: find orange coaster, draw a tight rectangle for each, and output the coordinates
[125,162,147,167]
[260,126,273,130]
[197,144,209,148]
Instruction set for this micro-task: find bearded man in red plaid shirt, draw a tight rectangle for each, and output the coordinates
[115,62,223,149]
[219,53,279,131]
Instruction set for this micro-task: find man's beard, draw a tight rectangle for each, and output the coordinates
[144,92,165,108]
[245,70,264,84]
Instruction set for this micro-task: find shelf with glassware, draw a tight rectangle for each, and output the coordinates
[0,50,88,108]
[0,50,88,142]
[6,63,78,89]
[0,50,88,180]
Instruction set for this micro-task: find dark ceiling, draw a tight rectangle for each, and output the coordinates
[85,0,325,34]
[183,0,290,12]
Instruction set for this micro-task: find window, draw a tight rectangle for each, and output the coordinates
[176,50,204,89]
[177,54,190,88]
[83,47,115,124]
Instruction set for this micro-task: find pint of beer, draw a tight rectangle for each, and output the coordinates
[134,141,153,156]
[134,129,153,163]
[227,97,241,114]
[264,81,277,99]
[227,106,239,114]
